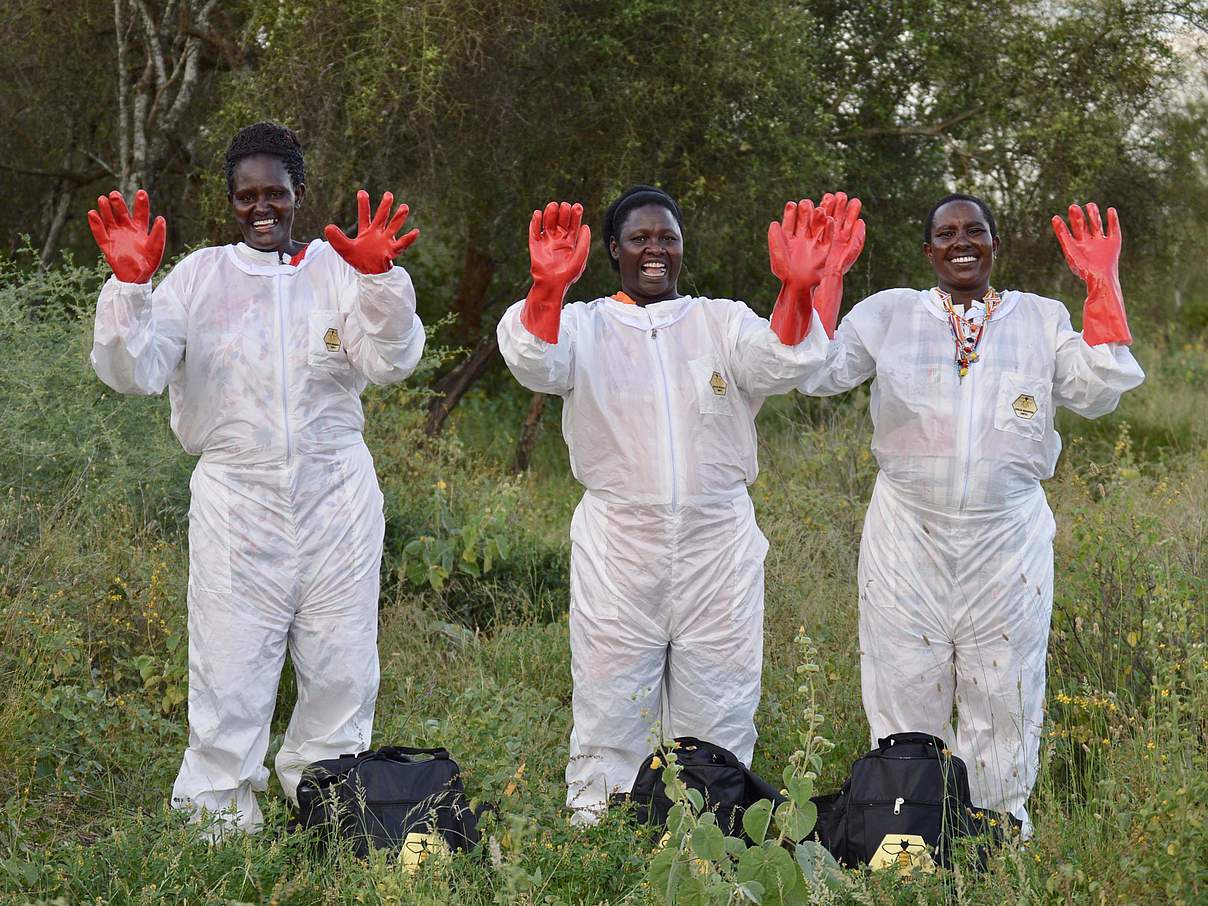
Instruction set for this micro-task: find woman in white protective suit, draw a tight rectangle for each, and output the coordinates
[798,194,1144,834]
[497,185,865,822]
[88,122,426,833]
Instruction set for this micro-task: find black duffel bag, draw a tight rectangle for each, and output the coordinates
[295,745,481,859]
[812,732,1020,871]
[621,737,787,842]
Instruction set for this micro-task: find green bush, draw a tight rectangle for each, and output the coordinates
[1,257,1205,903]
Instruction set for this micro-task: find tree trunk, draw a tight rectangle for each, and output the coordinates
[512,391,548,473]
[451,236,495,346]
[39,180,75,269]
[424,333,500,435]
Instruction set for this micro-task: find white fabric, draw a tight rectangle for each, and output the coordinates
[92,240,425,464]
[172,443,383,832]
[800,287,1144,830]
[92,241,424,833]
[498,294,830,816]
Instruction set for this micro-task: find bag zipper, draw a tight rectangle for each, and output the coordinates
[852,798,950,810]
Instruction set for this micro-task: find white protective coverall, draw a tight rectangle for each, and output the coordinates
[92,240,425,832]
[799,288,1143,831]
[498,295,830,819]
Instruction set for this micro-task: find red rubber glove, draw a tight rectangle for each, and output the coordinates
[87,189,166,284]
[812,192,865,339]
[324,190,420,275]
[521,201,591,344]
[1052,202,1131,346]
[768,199,833,345]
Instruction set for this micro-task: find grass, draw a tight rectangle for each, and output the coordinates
[0,262,1205,903]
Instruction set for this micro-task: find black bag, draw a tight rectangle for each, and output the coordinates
[622,737,786,841]
[811,733,1019,871]
[294,745,481,859]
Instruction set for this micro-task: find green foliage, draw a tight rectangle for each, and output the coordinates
[645,632,846,906]
[0,255,1205,902]
[400,481,513,592]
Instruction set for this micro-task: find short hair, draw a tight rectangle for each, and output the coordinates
[601,185,684,270]
[224,122,306,195]
[923,193,997,243]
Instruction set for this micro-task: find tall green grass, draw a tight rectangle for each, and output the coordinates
[0,261,1204,903]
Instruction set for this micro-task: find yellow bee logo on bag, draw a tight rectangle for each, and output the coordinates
[323,327,341,353]
[869,834,936,875]
[1012,393,1038,420]
[400,831,449,874]
[709,371,728,396]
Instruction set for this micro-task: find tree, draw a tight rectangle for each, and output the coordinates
[0,0,249,265]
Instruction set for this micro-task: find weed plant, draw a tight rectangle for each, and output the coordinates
[0,259,1204,903]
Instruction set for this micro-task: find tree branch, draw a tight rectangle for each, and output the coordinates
[0,162,108,184]
[831,105,984,141]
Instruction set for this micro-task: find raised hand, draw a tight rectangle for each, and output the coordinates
[768,199,833,345]
[820,192,865,276]
[812,192,866,337]
[521,201,591,344]
[529,201,591,287]
[768,199,834,289]
[1051,202,1131,345]
[324,190,419,275]
[87,189,167,284]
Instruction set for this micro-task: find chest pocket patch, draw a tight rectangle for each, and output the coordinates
[691,355,734,416]
[308,309,351,372]
[994,372,1047,441]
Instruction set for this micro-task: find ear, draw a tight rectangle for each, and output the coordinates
[294,182,307,208]
[609,236,620,261]
[922,242,933,261]
[991,235,1000,257]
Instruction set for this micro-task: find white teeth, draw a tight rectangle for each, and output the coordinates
[951,256,976,263]
[253,219,276,227]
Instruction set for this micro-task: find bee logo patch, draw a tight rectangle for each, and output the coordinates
[709,371,728,397]
[869,834,936,874]
[1012,393,1038,420]
[323,327,341,353]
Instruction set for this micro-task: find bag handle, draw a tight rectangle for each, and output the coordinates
[876,732,948,752]
[341,745,452,761]
[670,737,745,769]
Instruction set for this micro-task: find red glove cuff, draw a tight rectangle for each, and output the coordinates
[520,278,567,344]
[812,273,843,339]
[770,281,814,346]
[1082,274,1132,346]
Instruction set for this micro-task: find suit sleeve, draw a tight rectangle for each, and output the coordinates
[1052,306,1144,418]
[796,304,878,397]
[340,264,426,385]
[90,263,189,396]
[497,298,576,396]
[726,301,830,397]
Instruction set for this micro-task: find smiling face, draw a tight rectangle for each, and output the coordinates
[610,204,684,305]
[229,153,305,252]
[924,200,999,302]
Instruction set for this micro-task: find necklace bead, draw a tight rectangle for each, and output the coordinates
[935,287,1000,380]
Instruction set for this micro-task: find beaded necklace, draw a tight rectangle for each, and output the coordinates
[935,286,1001,378]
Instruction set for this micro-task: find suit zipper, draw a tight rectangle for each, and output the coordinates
[649,315,678,509]
[276,274,293,463]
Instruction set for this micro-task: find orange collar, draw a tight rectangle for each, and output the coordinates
[610,291,638,305]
